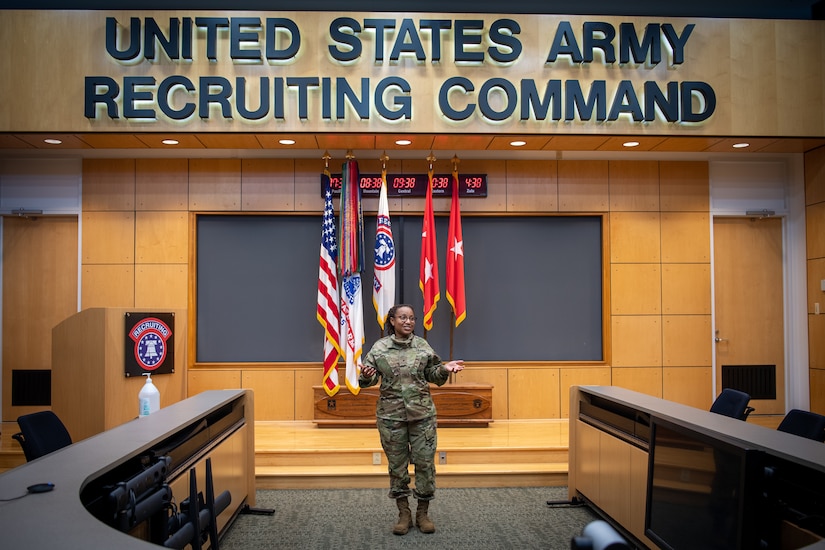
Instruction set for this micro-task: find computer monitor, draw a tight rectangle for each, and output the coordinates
[644,417,771,550]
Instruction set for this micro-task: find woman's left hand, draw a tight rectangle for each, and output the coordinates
[445,360,465,373]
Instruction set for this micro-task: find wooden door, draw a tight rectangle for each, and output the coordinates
[713,217,784,415]
[2,216,78,422]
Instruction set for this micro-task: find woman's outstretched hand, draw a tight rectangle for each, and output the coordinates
[445,360,465,373]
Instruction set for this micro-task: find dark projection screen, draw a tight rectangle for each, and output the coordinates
[196,214,603,363]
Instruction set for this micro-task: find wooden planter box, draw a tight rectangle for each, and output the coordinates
[312,383,493,428]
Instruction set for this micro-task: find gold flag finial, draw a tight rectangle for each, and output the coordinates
[452,154,460,171]
[426,151,436,171]
[322,150,331,169]
[345,149,355,160]
[380,151,389,170]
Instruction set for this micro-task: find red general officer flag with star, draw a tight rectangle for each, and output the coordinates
[420,169,440,330]
[446,168,466,326]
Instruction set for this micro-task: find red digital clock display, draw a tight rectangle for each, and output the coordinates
[322,173,487,198]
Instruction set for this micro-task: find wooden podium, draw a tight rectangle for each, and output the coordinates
[51,308,187,442]
[313,383,493,428]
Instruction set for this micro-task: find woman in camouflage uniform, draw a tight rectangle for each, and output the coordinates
[359,304,464,536]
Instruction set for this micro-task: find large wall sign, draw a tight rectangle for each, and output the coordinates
[1,11,824,137]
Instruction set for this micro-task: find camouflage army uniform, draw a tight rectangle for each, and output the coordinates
[359,333,450,501]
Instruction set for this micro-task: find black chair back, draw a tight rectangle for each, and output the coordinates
[709,388,755,420]
[777,409,825,442]
[12,410,73,461]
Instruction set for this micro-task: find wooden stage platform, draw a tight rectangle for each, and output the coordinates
[254,419,570,489]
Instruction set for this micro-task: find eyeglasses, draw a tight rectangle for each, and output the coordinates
[394,315,416,322]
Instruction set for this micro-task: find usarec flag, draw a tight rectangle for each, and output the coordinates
[372,166,396,330]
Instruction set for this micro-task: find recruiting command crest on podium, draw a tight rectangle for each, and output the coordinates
[124,312,175,377]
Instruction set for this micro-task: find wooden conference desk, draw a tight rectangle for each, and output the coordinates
[0,390,254,549]
[569,386,825,549]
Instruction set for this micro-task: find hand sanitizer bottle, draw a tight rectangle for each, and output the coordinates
[138,372,160,417]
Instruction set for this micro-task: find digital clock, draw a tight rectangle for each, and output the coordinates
[322,173,487,198]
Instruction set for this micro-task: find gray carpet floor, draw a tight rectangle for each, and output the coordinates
[219,486,598,549]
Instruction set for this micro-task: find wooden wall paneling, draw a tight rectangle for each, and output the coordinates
[135,158,188,211]
[241,369,296,421]
[505,159,558,212]
[609,212,661,263]
[135,211,188,264]
[294,367,322,421]
[610,264,661,315]
[455,367,509,420]
[662,315,712,367]
[188,158,241,211]
[661,264,711,314]
[659,161,710,212]
[507,368,560,419]
[663,366,713,409]
[607,161,660,212]
[135,265,187,309]
[810,315,825,370]
[804,147,825,206]
[611,316,662,367]
[808,258,825,313]
[661,212,710,263]
[187,369,241,397]
[611,367,662,397]
[82,159,135,212]
[558,160,609,212]
[807,202,825,258]
[82,211,135,264]
[2,217,78,421]
[558,367,611,418]
[294,158,326,212]
[241,158,295,211]
[811,367,825,414]
[81,265,134,309]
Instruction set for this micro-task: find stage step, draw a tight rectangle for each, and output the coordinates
[253,421,570,489]
[256,461,568,489]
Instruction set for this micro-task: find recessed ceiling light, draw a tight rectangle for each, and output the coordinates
[279,139,296,145]
[162,139,179,145]
[43,138,62,145]
[510,140,526,147]
[623,141,640,147]
[395,139,411,146]
[732,142,750,149]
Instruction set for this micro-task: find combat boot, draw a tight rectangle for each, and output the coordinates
[392,497,413,535]
[416,499,435,533]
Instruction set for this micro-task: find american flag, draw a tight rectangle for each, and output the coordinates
[317,170,341,396]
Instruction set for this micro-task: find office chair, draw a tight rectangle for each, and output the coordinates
[12,410,73,462]
[709,388,755,421]
[777,409,825,442]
